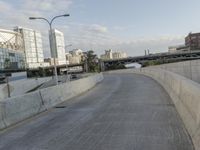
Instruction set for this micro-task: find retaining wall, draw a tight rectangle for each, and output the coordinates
[132,68,200,150]
[0,77,52,101]
[152,59,200,83]
[0,73,103,130]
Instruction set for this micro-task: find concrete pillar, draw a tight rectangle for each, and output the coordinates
[84,61,88,73]
[99,61,105,72]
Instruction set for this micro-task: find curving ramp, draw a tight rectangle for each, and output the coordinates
[0,73,194,150]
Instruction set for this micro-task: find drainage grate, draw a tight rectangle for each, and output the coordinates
[54,106,66,108]
[166,104,175,107]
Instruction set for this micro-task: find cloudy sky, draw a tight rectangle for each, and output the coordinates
[1,0,200,57]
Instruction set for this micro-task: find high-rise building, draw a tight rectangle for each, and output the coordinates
[50,29,66,65]
[14,27,45,68]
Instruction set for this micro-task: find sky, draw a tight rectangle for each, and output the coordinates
[1,0,200,57]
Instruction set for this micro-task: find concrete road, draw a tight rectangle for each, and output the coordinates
[0,73,194,150]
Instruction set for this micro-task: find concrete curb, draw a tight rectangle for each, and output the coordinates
[0,102,6,129]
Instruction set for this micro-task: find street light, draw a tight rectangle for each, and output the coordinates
[29,14,70,85]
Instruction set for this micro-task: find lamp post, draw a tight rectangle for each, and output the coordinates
[29,14,70,85]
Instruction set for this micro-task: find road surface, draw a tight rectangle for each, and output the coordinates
[0,73,194,150]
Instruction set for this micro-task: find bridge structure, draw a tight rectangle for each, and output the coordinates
[3,50,199,77]
[100,50,200,71]
[28,62,87,75]
[48,62,86,73]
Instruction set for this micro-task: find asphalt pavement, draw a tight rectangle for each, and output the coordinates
[0,73,194,150]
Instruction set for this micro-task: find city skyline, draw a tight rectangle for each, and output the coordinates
[1,0,200,57]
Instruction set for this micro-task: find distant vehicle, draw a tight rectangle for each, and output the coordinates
[71,74,77,79]
[125,63,142,69]
[0,74,6,83]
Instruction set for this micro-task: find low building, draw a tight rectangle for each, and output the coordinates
[44,58,59,66]
[112,52,127,59]
[66,53,81,64]
[100,49,113,60]
[169,32,200,53]
[66,49,83,65]
[185,32,200,50]
[168,45,189,53]
[0,48,25,70]
[100,49,127,60]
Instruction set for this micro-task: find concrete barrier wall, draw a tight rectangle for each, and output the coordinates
[0,73,103,130]
[0,91,45,128]
[0,77,52,101]
[40,74,103,109]
[131,68,200,150]
[152,59,200,83]
[9,72,27,81]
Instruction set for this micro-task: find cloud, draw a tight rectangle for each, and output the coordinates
[0,0,73,57]
[0,1,185,58]
[63,22,185,57]
[88,24,108,33]
[21,0,72,14]
[107,35,185,56]
[0,0,72,27]
[113,26,127,31]
[0,1,12,12]
[66,31,184,57]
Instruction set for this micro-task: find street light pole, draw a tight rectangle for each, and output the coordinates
[29,14,70,85]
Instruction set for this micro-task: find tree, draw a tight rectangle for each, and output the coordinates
[143,60,163,67]
[84,50,100,72]
[108,64,126,70]
[38,67,46,77]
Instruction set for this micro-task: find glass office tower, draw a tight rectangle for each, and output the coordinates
[0,48,25,70]
[50,29,66,65]
[14,27,45,68]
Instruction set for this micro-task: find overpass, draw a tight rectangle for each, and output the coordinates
[28,62,87,75]
[100,50,200,71]
[0,63,86,77]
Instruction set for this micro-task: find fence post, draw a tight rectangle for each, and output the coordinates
[6,77,10,98]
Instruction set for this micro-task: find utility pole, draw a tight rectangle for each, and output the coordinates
[29,14,70,85]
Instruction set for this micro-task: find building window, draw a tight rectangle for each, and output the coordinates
[9,53,15,57]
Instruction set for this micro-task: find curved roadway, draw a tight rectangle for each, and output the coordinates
[0,73,194,150]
